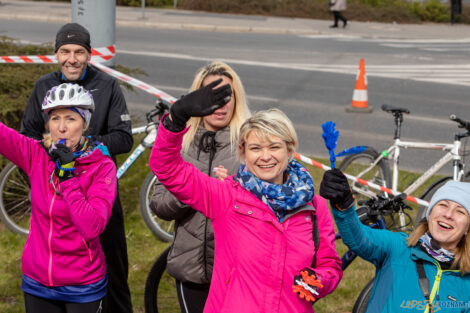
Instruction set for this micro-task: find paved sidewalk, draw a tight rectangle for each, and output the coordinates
[1,0,470,40]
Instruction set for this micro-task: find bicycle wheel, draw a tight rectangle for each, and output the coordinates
[414,176,452,226]
[338,147,391,202]
[352,278,374,313]
[139,171,174,242]
[0,162,31,236]
[144,246,180,313]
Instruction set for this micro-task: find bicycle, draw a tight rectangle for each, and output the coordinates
[0,99,174,240]
[142,193,411,313]
[338,104,470,230]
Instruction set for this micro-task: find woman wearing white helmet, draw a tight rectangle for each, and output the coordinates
[0,83,117,313]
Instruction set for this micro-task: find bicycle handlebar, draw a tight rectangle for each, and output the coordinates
[358,193,411,217]
[450,114,470,131]
[146,99,170,123]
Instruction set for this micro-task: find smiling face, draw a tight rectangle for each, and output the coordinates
[202,74,235,132]
[428,200,470,250]
[55,44,90,81]
[48,108,85,148]
[241,131,291,185]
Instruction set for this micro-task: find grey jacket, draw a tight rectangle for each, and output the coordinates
[330,0,346,11]
[149,125,240,284]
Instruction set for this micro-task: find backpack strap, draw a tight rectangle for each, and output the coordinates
[310,210,320,268]
[416,260,432,312]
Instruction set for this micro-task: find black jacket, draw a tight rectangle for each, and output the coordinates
[21,66,133,156]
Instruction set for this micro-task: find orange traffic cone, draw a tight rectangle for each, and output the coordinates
[346,58,373,113]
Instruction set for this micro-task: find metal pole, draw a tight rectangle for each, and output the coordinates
[142,0,146,20]
[71,0,116,67]
[174,0,178,8]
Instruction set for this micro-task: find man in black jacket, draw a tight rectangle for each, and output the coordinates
[20,23,133,313]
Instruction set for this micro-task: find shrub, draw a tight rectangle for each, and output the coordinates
[0,36,55,130]
[410,0,450,22]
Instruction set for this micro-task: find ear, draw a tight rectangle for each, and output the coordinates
[287,145,294,160]
[87,52,91,62]
[238,144,245,162]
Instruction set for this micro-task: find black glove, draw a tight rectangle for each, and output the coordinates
[50,144,76,182]
[319,168,354,210]
[169,78,232,130]
[292,268,323,302]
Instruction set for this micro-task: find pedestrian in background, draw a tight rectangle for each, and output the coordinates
[20,23,134,313]
[149,61,251,313]
[329,0,348,28]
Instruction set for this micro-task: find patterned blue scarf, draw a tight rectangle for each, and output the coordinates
[234,160,315,222]
[419,232,455,263]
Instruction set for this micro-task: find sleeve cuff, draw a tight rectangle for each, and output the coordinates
[162,113,185,132]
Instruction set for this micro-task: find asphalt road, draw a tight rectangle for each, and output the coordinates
[1,18,470,173]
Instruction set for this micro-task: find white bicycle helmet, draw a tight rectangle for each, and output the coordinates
[42,83,94,114]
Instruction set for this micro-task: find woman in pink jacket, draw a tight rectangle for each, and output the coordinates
[149,80,342,313]
[0,83,116,313]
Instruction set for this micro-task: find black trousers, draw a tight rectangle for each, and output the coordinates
[176,280,210,313]
[24,292,103,313]
[100,193,133,313]
[332,11,347,26]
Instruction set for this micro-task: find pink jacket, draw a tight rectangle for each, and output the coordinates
[150,124,342,313]
[0,122,116,287]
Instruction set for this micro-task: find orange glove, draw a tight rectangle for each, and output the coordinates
[292,268,323,302]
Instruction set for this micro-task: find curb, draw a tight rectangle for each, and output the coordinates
[0,12,324,35]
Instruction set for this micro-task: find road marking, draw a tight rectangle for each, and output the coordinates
[118,49,470,87]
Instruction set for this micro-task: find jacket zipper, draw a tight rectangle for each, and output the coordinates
[424,260,460,313]
[48,193,56,286]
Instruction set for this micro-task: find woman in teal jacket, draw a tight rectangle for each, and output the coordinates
[320,169,470,313]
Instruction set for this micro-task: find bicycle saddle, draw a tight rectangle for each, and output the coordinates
[381,104,410,115]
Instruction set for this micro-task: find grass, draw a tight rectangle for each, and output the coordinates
[0,132,444,313]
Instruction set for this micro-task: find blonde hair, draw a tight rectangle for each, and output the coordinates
[408,221,470,275]
[237,108,298,161]
[182,61,251,152]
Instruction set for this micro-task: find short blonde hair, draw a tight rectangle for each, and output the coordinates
[237,108,298,161]
[408,221,470,275]
[182,61,251,152]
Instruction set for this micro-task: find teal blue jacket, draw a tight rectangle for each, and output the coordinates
[333,206,470,313]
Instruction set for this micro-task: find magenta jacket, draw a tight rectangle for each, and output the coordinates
[150,123,342,313]
[0,122,116,287]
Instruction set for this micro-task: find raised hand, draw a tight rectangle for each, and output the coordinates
[319,168,354,210]
[170,78,232,129]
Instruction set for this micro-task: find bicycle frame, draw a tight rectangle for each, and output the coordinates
[365,139,463,195]
[351,138,463,227]
[116,124,157,179]
[390,139,463,194]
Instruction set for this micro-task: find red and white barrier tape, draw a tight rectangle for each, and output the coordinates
[294,153,430,207]
[0,52,429,205]
[89,60,177,104]
[91,45,116,61]
[0,51,176,104]
[0,45,116,64]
